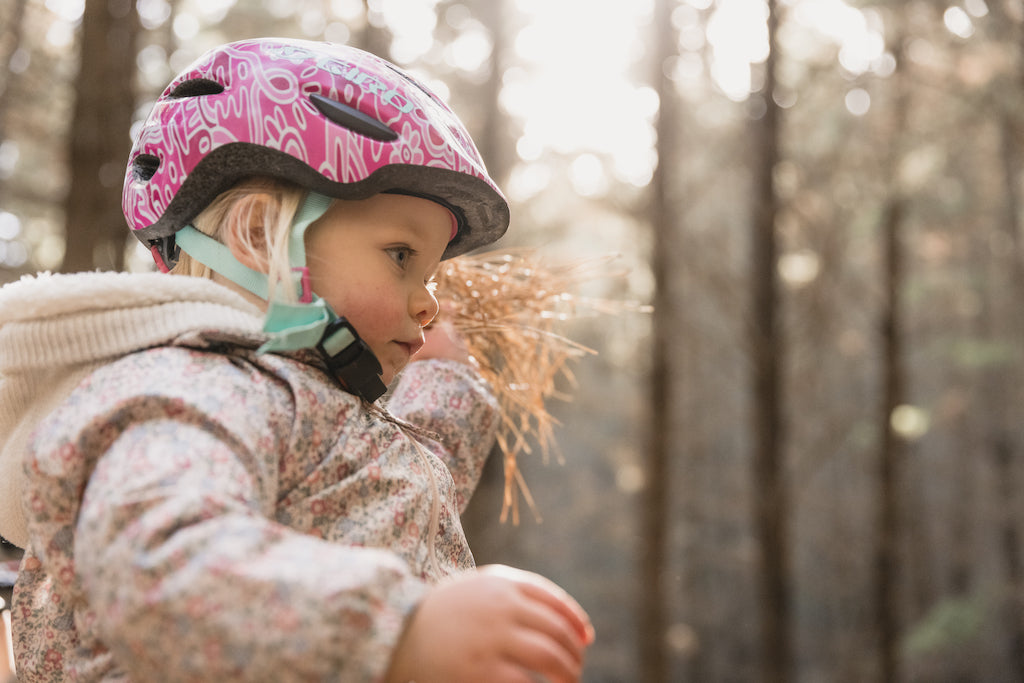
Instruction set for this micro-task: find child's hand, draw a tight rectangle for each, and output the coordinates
[414,319,471,366]
[385,565,594,683]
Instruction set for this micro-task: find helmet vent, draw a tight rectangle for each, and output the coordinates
[132,154,161,181]
[168,78,225,98]
[310,94,398,142]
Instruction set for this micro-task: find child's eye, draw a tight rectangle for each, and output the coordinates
[386,246,414,268]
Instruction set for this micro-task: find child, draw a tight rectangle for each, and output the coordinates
[0,38,593,682]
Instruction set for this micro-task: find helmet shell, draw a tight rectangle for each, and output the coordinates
[123,38,509,261]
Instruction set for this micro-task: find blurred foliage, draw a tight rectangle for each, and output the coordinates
[904,594,987,657]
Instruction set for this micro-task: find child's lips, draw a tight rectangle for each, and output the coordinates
[396,339,424,359]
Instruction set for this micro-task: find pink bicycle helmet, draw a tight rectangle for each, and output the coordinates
[123,38,509,269]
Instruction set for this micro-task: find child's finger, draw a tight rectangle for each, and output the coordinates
[505,629,583,683]
[517,581,593,650]
[511,572,593,644]
[509,597,587,668]
[480,565,595,645]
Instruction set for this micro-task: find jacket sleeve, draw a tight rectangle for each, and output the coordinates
[387,359,500,513]
[24,347,426,683]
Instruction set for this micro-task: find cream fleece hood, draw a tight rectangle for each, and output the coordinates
[0,271,265,548]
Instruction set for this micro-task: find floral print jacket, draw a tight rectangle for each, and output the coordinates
[0,272,499,682]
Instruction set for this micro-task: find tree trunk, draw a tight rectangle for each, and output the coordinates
[357,0,393,62]
[995,112,1024,681]
[993,436,1024,678]
[473,0,511,187]
[876,22,909,683]
[0,0,30,208]
[640,0,680,680]
[60,0,140,273]
[876,194,905,683]
[749,3,792,683]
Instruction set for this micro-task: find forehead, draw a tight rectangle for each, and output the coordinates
[311,194,454,256]
[338,195,453,232]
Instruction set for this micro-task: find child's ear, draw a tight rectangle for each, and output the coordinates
[222,194,271,273]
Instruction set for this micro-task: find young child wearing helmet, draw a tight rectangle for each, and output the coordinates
[0,38,593,682]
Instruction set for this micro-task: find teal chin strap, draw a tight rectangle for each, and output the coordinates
[175,226,272,300]
[175,191,387,401]
[257,190,332,354]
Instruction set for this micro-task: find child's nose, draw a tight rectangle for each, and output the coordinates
[412,286,439,328]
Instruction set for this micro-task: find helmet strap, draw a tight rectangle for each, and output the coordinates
[175,225,272,299]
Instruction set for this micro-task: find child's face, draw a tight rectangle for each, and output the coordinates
[304,193,451,386]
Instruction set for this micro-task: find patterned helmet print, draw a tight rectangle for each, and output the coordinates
[122,38,510,264]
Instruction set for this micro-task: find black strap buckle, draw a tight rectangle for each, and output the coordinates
[316,317,387,402]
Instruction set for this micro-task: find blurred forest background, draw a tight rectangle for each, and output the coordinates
[1,0,1023,681]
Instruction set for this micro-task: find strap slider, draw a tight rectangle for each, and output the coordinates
[315,317,387,402]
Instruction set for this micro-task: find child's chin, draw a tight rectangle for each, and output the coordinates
[381,367,400,387]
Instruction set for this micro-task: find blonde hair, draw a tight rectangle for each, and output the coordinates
[171,177,309,303]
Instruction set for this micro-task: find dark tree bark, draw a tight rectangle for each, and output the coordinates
[995,112,1024,681]
[0,0,29,209]
[60,0,141,273]
[472,0,511,188]
[876,191,906,683]
[749,3,792,682]
[640,1,681,679]
[875,23,909,683]
[993,436,1024,678]
[356,0,393,62]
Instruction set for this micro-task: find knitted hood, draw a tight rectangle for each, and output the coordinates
[0,271,265,548]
